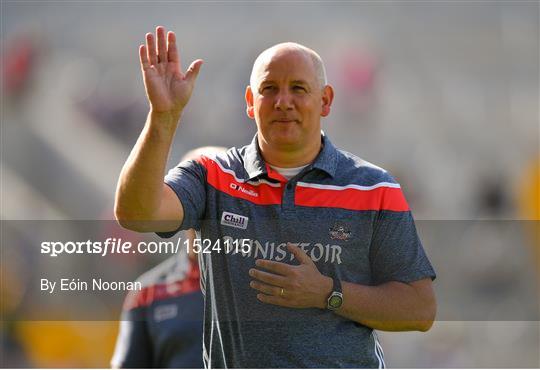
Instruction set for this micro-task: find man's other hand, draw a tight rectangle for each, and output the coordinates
[249,243,332,309]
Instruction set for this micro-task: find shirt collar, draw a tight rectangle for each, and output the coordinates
[312,132,339,177]
[243,134,267,180]
[243,132,339,180]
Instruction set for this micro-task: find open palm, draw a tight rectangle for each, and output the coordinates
[139,26,203,115]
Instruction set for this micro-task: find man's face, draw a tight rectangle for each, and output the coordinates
[246,48,333,152]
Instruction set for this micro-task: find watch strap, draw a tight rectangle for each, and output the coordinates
[332,276,342,294]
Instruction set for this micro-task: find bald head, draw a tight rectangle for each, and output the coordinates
[249,42,327,91]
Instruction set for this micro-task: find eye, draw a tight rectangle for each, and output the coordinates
[293,85,307,92]
[260,85,275,94]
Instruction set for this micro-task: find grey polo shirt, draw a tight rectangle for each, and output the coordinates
[162,134,436,368]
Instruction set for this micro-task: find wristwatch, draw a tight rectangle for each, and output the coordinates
[326,276,343,310]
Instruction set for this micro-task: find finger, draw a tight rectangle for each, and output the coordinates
[287,243,314,265]
[146,32,157,66]
[184,59,203,83]
[257,293,293,308]
[139,45,150,70]
[249,281,282,296]
[167,31,180,66]
[249,268,288,286]
[156,26,167,64]
[255,259,293,276]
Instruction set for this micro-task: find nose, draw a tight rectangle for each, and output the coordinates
[274,89,294,111]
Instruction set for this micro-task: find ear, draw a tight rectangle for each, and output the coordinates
[320,85,334,117]
[245,86,255,119]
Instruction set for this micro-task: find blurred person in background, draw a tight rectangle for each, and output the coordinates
[111,228,202,369]
[115,26,436,368]
[111,146,226,368]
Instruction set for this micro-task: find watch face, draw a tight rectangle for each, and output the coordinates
[328,294,343,309]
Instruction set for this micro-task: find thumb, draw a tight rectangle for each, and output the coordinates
[287,243,314,265]
[185,59,203,83]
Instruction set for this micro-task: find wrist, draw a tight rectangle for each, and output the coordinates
[149,109,182,125]
[147,110,182,136]
[318,275,333,309]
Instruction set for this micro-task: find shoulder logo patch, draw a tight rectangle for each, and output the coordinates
[329,223,352,241]
[221,211,249,230]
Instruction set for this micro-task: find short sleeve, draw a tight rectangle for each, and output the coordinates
[369,185,436,285]
[158,159,207,238]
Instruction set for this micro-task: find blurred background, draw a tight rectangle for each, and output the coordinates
[1,1,539,368]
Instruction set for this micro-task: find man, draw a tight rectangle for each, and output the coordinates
[111,147,226,369]
[115,26,436,368]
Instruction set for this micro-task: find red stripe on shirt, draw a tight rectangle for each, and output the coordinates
[123,260,201,310]
[198,156,282,205]
[295,185,410,211]
[265,163,288,182]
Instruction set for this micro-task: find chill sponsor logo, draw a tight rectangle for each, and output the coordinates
[221,211,249,230]
[230,182,259,197]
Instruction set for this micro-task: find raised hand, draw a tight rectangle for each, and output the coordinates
[139,26,203,116]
